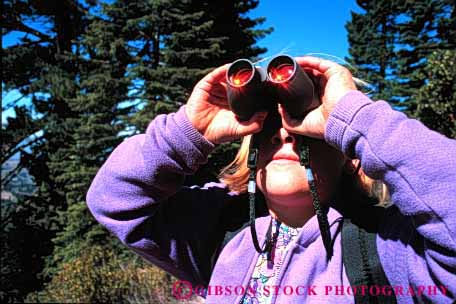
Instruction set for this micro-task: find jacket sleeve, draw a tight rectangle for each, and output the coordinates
[86,106,247,286]
[325,91,456,301]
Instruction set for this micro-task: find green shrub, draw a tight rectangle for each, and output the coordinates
[25,245,202,303]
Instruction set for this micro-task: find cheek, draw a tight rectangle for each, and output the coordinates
[309,144,345,195]
[255,144,345,202]
[256,163,310,196]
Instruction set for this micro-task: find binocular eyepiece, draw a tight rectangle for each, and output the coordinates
[226,55,320,121]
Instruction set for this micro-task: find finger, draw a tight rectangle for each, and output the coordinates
[295,56,342,75]
[279,105,325,139]
[194,65,230,99]
[192,79,229,105]
[206,95,230,108]
[302,67,323,79]
[201,83,227,100]
[197,64,229,87]
[219,81,228,91]
[318,76,328,94]
[236,111,269,136]
[298,109,326,139]
[278,105,301,129]
[190,85,228,107]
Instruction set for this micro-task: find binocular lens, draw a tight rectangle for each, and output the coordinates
[229,69,253,87]
[267,55,318,118]
[226,59,270,121]
[227,59,255,87]
[267,55,297,83]
[225,55,318,121]
[268,64,294,82]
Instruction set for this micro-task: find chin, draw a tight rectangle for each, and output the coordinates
[257,163,312,205]
[261,187,313,208]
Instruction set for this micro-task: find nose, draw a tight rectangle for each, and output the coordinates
[271,128,297,145]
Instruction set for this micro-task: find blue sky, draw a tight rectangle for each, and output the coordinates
[2,1,363,123]
[250,0,362,61]
[2,1,362,57]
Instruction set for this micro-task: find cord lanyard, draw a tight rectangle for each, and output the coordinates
[247,135,333,260]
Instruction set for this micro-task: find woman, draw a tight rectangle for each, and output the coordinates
[87,56,456,303]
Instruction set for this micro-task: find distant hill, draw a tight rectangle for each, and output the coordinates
[1,190,17,203]
[1,159,36,199]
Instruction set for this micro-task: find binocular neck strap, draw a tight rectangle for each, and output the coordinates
[247,135,273,256]
[299,137,333,260]
[247,134,333,261]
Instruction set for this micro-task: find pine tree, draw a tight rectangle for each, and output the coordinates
[51,0,272,266]
[48,5,136,271]
[394,0,456,113]
[346,0,455,136]
[127,0,272,185]
[1,198,55,302]
[2,0,271,300]
[346,0,398,101]
[40,0,271,288]
[2,0,92,299]
[413,50,456,137]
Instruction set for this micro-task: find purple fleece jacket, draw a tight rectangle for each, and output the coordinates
[87,91,456,303]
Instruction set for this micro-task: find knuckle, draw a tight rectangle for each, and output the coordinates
[340,67,352,77]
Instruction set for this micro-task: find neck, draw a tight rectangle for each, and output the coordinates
[266,198,316,228]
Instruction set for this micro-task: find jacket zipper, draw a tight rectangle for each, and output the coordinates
[269,243,296,304]
[238,250,289,304]
[239,224,297,304]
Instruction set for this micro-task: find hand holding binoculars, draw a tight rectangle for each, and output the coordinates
[226,55,320,121]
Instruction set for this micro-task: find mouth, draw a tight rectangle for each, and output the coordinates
[271,153,300,162]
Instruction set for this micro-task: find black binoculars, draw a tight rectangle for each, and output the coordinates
[226,55,320,121]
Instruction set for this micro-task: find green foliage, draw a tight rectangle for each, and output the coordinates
[123,0,272,127]
[2,0,270,301]
[47,3,136,274]
[393,0,456,112]
[1,198,55,303]
[346,0,398,101]
[412,50,456,137]
[25,246,192,303]
[346,0,455,136]
[2,2,89,299]
[2,0,130,299]
[43,202,117,278]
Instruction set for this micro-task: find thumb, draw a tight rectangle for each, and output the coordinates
[279,105,326,139]
[236,111,268,137]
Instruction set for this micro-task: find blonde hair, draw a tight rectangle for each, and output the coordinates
[356,169,390,205]
[218,135,252,193]
[219,136,390,204]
